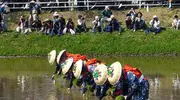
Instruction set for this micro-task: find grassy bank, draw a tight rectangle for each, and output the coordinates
[0,29,180,56]
[1,7,180,56]
[8,7,180,30]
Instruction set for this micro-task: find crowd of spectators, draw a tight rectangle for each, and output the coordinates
[1,0,179,35]
[0,3,10,32]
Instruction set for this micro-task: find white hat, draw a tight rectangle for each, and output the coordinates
[1,4,5,7]
[73,60,83,79]
[53,12,59,17]
[56,50,66,64]
[48,50,56,65]
[30,0,35,3]
[107,62,122,85]
[61,57,74,74]
[105,6,109,9]
[95,16,99,20]
[93,64,108,85]
[110,15,114,19]
[153,15,158,18]
[44,19,49,22]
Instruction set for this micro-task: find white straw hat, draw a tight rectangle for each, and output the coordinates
[48,50,56,65]
[110,15,114,19]
[73,60,83,79]
[30,0,35,3]
[153,15,158,18]
[107,62,122,85]
[53,12,59,17]
[105,6,109,9]
[56,50,66,64]
[93,64,108,85]
[61,57,74,74]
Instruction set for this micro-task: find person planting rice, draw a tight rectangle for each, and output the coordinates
[109,62,149,100]
[73,58,103,96]
[49,50,88,89]
[92,62,149,100]
[48,50,149,100]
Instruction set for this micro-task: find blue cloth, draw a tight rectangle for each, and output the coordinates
[96,84,110,100]
[105,18,122,33]
[113,70,149,100]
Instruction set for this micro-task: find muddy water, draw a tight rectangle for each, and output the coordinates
[0,57,180,100]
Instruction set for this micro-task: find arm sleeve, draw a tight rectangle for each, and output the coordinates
[126,87,136,100]
[68,72,74,88]
[77,19,82,25]
[54,63,60,74]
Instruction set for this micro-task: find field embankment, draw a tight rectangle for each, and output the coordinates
[1,7,180,56]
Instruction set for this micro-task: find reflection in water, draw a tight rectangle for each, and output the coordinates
[172,73,180,90]
[17,75,26,92]
[0,57,180,100]
[149,75,161,96]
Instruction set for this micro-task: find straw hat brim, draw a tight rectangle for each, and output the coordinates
[73,60,83,79]
[93,64,108,85]
[53,14,59,17]
[30,0,35,3]
[62,57,73,74]
[56,50,66,64]
[48,50,56,65]
[107,62,122,85]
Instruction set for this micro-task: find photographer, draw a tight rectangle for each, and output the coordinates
[91,16,101,33]
[149,15,161,34]
[133,12,145,32]
[76,15,86,33]
[172,15,180,30]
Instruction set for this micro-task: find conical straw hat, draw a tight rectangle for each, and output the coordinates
[93,64,108,85]
[73,60,83,79]
[107,62,122,85]
[62,57,73,74]
[48,50,56,65]
[56,50,66,64]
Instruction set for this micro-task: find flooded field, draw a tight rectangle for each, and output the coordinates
[0,57,180,100]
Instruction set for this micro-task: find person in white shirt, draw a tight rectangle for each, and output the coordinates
[76,15,86,33]
[172,15,180,30]
[149,15,161,34]
[90,16,102,32]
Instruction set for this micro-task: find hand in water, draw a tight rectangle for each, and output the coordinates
[124,96,127,99]
[67,88,71,93]
[52,75,55,80]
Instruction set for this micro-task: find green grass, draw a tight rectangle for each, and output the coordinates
[8,7,180,30]
[0,29,180,56]
[2,7,180,56]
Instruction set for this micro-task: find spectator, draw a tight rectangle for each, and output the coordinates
[76,15,86,33]
[40,19,53,35]
[105,15,122,33]
[16,16,31,34]
[29,0,41,29]
[29,0,41,16]
[133,12,145,32]
[149,15,161,34]
[0,4,10,31]
[127,8,136,23]
[31,18,42,31]
[58,14,66,35]
[63,18,75,35]
[50,12,60,36]
[168,0,172,10]
[16,15,25,33]
[0,14,2,32]
[126,14,133,29]
[101,6,112,32]
[172,15,180,30]
[91,16,101,33]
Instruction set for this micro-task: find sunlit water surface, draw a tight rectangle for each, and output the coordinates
[0,57,180,100]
